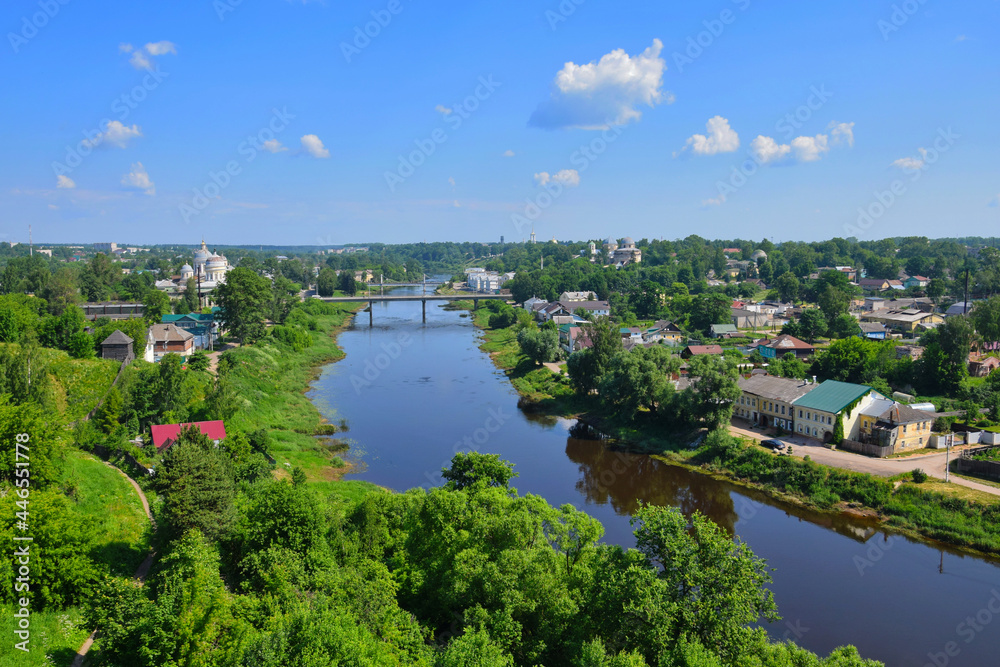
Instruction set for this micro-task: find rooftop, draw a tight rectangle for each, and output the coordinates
[738,374,817,403]
[792,380,872,414]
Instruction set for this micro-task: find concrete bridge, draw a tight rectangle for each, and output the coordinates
[314,293,510,324]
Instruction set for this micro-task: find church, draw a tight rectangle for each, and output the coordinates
[180,240,233,288]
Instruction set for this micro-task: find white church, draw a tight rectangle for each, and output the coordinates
[180,240,233,289]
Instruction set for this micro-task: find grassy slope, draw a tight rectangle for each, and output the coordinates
[221,304,382,498]
[0,344,120,424]
[0,453,150,667]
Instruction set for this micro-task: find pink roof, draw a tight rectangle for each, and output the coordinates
[151,421,226,451]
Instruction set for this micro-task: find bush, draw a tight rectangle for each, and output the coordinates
[911,469,928,483]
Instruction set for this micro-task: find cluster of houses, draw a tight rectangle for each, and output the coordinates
[734,374,936,456]
[98,309,221,366]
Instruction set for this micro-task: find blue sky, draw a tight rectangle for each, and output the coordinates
[1,0,997,245]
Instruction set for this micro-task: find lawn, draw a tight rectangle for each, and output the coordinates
[0,606,89,667]
[63,450,150,576]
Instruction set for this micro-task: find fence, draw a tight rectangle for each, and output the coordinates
[838,438,894,458]
[955,445,1000,482]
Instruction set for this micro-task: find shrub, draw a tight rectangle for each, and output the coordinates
[911,469,928,483]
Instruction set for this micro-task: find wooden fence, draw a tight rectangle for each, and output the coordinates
[955,445,1000,481]
[838,438,894,458]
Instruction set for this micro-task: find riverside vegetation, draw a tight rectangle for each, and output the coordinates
[466,299,1000,557]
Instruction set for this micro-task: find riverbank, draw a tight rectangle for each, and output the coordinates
[462,303,1000,557]
[219,300,382,498]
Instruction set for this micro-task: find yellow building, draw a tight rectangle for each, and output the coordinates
[858,400,935,452]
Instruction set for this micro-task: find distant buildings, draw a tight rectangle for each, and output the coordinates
[145,323,195,362]
[466,269,515,293]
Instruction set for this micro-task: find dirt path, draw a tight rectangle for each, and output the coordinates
[71,462,156,667]
[728,422,1000,498]
[205,341,239,375]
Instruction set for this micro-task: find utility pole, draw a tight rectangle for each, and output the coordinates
[945,433,953,482]
[28,225,32,257]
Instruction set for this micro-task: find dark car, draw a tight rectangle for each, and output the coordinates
[761,438,787,452]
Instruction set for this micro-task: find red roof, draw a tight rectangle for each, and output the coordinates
[685,345,724,355]
[150,421,227,451]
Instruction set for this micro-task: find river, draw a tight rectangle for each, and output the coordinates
[308,287,1000,666]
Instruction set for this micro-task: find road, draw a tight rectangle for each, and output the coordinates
[728,421,1000,498]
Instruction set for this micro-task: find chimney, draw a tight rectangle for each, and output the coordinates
[812,375,817,385]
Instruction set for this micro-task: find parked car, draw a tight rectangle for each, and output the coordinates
[761,438,787,452]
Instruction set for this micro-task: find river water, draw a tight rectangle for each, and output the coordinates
[308,288,1000,666]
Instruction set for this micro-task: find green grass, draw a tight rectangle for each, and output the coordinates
[0,343,121,424]
[219,303,373,487]
[0,606,89,667]
[63,450,150,576]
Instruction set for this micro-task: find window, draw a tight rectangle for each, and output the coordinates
[781,405,786,415]
[798,410,803,418]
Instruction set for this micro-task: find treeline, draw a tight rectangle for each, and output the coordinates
[76,446,880,666]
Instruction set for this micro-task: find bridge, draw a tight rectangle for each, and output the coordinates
[314,293,510,324]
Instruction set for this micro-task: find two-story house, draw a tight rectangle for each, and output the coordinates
[736,374,818,431]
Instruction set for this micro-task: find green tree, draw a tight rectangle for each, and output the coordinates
[797,309,828,343]
[317,267,337,297]
[155,425,236,541]
[442,452,518,490]
[774,352,808,380]
[338,270,358,295]
[599,346,680,420]
[155,353,192,421]
[143,288,171,322]
[40,266,77,315]
[271,275,300,324]
[774,271,800,302]
[93,386,123,434]
[183,277,200,312]
[517,327,560,365]
[684,355,741,430]
[631,505,778,663]
[817,283,850,323]
[829,313,861,339]
[973,296,1000,344]
[215,266,272,345]
[187,350,210,372]
[567,317,623,394]
[690,293,732,334]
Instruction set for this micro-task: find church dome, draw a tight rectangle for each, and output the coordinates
[206,254,226,268]
[622,236,635,247]
[193,240,211,262]
[180,264,194,274]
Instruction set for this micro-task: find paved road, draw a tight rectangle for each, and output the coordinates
[728,422,1000,498]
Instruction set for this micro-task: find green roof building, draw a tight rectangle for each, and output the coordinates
[791,380,876,442]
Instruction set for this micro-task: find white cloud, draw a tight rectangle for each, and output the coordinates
[751,135,793,164]
[300,134,330,158]
[129,50,152,69]
[892,148,928,171]
[144,41,176,56]
[56,175,76,189]
[84,120,143,149]
[534,169,580,187]
[956,35,968,42]
[435,104,452,116]
[453,200,461,208]
[448,177,456,187]
[529,39,669,130]
[121,162,155,195]
[702,195,726,207]
[751,124,852,165]
[125,40,176,70]
[829,121,855,147]
[681,115,740,156]
[503,150,515,157]
[48,204,59,210]
[790,134,829,162]
[262,139,287,153]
